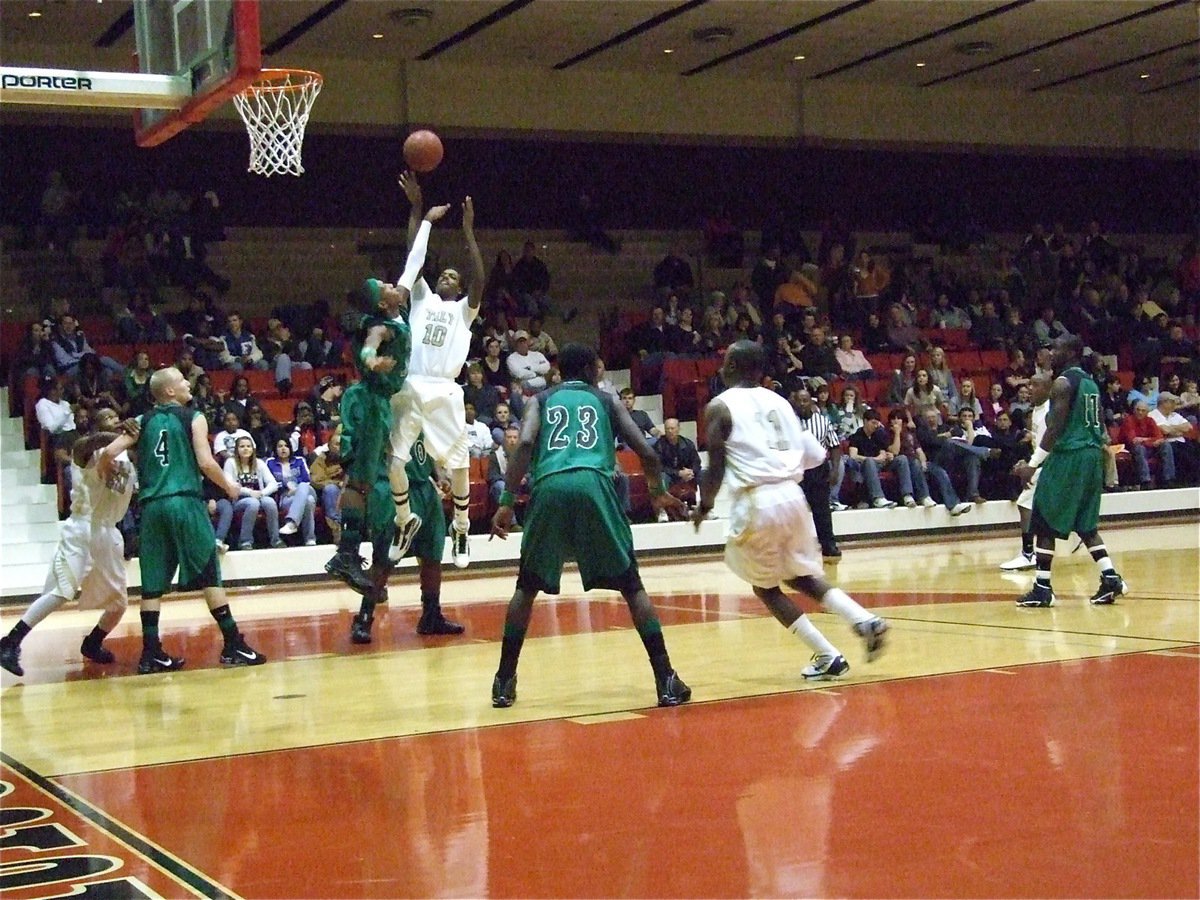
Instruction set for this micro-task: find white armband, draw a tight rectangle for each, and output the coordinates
[1029,446,1049,468]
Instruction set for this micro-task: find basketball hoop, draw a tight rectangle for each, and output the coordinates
[232,68,323,177]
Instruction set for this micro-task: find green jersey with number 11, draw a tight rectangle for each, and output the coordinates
[136,404,204,503]
[1054,366,1105,452]
[531,381,616,484]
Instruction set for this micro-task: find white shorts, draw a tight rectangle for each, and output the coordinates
[391,376,470,470]
[1017,468,1040,511]
[43,518,127,610]
[724,481,823,589]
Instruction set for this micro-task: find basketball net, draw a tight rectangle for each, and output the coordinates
[232,68,323,177]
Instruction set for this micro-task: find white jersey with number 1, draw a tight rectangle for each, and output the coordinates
[717,386,827,491]
[405,278,477,380]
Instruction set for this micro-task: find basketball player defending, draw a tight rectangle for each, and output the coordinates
[692,341,888,680]
[0,409,135,678]
[1013,336,1127,607]
[98,368,265,672]
[999,373,1052,571]
[389,174,485,568]
[488,343,690,709]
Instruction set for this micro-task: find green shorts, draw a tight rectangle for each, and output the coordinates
[139,495,222,598]
[340,382,391,489]
[369,474,446,563]
[518,468,635,595]
[1032,446,1103,539]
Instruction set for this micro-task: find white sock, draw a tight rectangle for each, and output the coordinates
[451,467,470,534]
[22,592,68,630]
[789,615,839,658]
[389,457,411,524]
[818,587,873,627]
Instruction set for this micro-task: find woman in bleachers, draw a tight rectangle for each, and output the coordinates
[834,384,867,440]
[480,337,509,392]
[1126,374,1158,411]
[267,438,317,546]
[905,369,945,424]
[223,435,283,550]
[244,406,282,458]
[70,353,120,412]
[670,306,702,357]
[981,382,1007,427]
[926,346,960,406]
[13,321,56,381]
[930,292,972,330]
[122,349,154,417]
[886,353,919,405]
[221,375,264,424]
[950,377,984,419]
[861,310,891,354]
[310,429,346,545]
[462,362,501,426]
[1100,375,1128,428]
[288,401,320,459]
[698,310,726,356]
[191,374,221,430]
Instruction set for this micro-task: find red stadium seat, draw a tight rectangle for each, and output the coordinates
[661,359,699,420]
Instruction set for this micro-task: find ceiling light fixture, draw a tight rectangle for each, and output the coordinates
[793,55,806,61]
[1032,67,1042,73]
[664,48,673,54]
[28,10,42,16]
[373,32,384,39]
[387,7,433,26]
[916,62,927,67]
[1139,72,1150,78]
[691,26,735,44]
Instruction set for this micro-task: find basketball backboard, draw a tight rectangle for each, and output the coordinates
[133,0,261,147]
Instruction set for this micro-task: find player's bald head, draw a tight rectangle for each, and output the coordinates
[150,367,183,402]
[723,340,765,386]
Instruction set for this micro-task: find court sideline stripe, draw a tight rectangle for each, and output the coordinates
[0,750,238,900]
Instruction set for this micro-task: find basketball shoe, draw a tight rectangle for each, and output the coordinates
[853,616,889,660]
[1016,584,1056,607]
[1089,573,1127,606]
[325,551,374,595]
[450,524,470,569]
[220,635,266,667]
[655,670,692,706]
[0,636,23,677]
[80,634,115,664]
[138,647,185,674]
[388,513,422,562]
[801,654,850,680]
[492,673,518,708]
[999,551,1036,571]
[350,612,374,645]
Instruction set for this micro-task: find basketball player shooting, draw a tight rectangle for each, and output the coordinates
[388,173,485,567]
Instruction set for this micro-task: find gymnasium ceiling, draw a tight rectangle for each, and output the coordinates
[1,0,1197,96]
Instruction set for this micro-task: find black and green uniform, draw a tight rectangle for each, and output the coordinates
[369,433,445,565]
[136,403,221,598]
[1033,366,1105,539]
[518,380,635,594]
[340,313,410,489]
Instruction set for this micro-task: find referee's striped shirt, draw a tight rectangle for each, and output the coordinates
[794,407,840,451]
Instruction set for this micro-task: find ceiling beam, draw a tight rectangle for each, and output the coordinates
[1140,71,1200,94]
[263,0,351,57]
[811,0,1034,81]
[554,0,709,71]
[682,0,875,77]
[417,0,537,62]
[94,7,134,49]
[1030,37,1200,91]
[921,0,1192,87]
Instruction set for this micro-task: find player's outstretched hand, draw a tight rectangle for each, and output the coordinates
[690,502,712,532]
[424,203,451,224]
[463,195,475,231]
[118,418,141,439]
[399,171,422,206]
[490,505,515,541]
[367,356,396,374]
[1013,462,1035,487]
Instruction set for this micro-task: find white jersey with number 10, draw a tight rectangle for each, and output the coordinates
[717,386,827,490]
[405,278,477,380]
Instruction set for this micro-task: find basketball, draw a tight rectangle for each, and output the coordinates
[404,129,444,173]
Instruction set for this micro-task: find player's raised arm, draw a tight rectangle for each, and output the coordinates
[463,196,485,311]
[400,170,423,249]
[190,412,238,501]
[361,324,397,374]
[98,432,137,483]
[693,397,732,529]
[72,431,120,468]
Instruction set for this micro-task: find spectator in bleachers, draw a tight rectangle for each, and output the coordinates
[224,436,283,550]
[71,354,120,412]
[698,309,727,355]
[462,363,501,425]
[631,306,677,391]
[183,318,227,373]
[244,406,282,460]
[213,410,251,466]
[37,171,78,253]
[489,402,519,447]
[261,319,310,394]
[310,375,343,431]
[526,317,559,360]
[268,438,317,545]
[886,353,919,405]
[219,311,267,372]
[773,265,820,322]
[885,303,925,354]
[1000,348,1032,399]
[299,324,340,369]
[464,402,496,458]
[767,335,804,396]
[885,409,938,508]
[844,410,902,509]
[506,330,551,395]
[851,251,890,324]
[1149,393,1197,486]
[511,241,553,318]
[35,376,76,472]
[981,381,1007,427]
[174,348,204,389]
[594,358,620,403]
[703,204,743,268]
[751,243,788,309]
[1100,375,1127,427]
[670,307,703,357]
[13,321,56,381]
[124,289,176,344]
[905,369,945,424]
[930,292,971,330]
[1007,384,1034,429]
[926,346,959,405]
[220,375,263,425]
[1119,400,1168,490]
[799,327,840,382]
[486,425,527,513]
[970,299,1006,350]
[618,388,661,447]
[310,429,346,544]
[122,350,154,417]
[653,244,695,303]
[1161,322,1197,377]
[1000,305,1029,351]
[50,315,123,381]
[1126,374,1159,411]
[914,408,978,516]
[943,371,978,417]
[1082,220,1118,275]
[728,283,764,332]
[1032,306,1072,347]
[287,401,320,459]
[191,374,220,430]
[477,336,509,392]
[1179,378,1199,425]
[860,310,891,354]
[655,418,702,520]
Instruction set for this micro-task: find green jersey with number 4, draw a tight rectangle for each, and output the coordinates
[531,381,616,484]
[1054,366,1104,452]
[136,404,204,503]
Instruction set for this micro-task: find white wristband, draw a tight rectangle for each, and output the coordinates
[1029,446,1049,468]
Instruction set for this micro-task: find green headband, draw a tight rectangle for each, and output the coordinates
[364,278,384,306]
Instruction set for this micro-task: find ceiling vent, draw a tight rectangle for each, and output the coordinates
[389,7,434,26]
[691,26,735,44]
[954,40,995,55]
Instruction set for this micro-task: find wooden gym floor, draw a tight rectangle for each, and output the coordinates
[1,521,1197,898]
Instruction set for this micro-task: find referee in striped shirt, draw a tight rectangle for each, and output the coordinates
[790,383,842,559]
